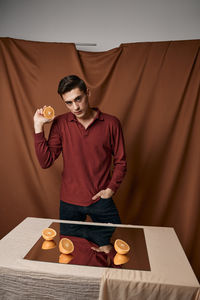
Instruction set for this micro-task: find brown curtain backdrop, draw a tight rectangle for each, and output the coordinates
[0,37,200,280]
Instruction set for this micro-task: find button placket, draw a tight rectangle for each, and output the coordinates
[77,122,89,136]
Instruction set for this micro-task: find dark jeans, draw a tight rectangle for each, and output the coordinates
[60,197,121,224]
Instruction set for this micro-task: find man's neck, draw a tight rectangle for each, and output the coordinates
[76,108,97,129]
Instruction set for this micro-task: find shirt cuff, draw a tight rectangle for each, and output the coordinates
[34,131,45,142]
[107,183,118,194]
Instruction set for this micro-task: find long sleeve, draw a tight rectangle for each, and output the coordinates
[34,119,62,168]
[107,118,127,193]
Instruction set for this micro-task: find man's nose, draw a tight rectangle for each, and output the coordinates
[73,102,79,110]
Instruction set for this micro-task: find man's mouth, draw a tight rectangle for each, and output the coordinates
[75,111,82,115]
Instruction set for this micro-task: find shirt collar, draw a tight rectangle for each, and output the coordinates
[67,108,104,122]
[94,108,104,121]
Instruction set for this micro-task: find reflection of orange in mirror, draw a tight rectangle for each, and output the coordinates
[42,240,56,250]
[59,253,73,264]
[59,238,74,254]
[114,239,130,254]
[113,253,129,265]
[42,228,57,240]
[43,106,55,119]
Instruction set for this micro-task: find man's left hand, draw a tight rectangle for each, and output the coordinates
[92,188,114,201]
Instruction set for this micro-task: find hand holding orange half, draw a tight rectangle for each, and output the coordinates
[43,106,55,119]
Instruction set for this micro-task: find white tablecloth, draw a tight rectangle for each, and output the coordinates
[99,227,200,300]
[0,217,199,299]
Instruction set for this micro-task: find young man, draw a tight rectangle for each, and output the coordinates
[34,75,127,224]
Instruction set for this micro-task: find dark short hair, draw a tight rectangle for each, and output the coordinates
[57,75,87,97]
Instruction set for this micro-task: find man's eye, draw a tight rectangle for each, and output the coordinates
[76,96,82,102]
[66,102,72,105]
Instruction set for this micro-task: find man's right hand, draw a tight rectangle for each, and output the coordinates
[33,106,55,133]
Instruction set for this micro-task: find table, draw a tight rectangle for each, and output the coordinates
[0,217,199,299]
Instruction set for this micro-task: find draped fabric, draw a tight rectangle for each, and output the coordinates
[0,37,200,281]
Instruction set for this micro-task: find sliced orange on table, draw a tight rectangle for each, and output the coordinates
[114,239,130,255]
[43,106,55,119]
[59,238,74,254]
[42,228,57,241]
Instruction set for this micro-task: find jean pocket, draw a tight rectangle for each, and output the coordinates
[100,197,112,201]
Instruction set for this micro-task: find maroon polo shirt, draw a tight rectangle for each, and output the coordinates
[34,108,127,206]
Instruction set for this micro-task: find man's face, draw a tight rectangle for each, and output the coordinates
[62,87,89,119]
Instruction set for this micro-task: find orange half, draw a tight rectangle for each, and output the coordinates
[113,253,129,265]
[42,228,57,241]
[42,240,56,250]
[43,106,55,119]
[59,253,73,264]
[114,239,130,255]
[59,238,74,254]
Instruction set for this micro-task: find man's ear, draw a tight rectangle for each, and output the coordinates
[86,88,91,97]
